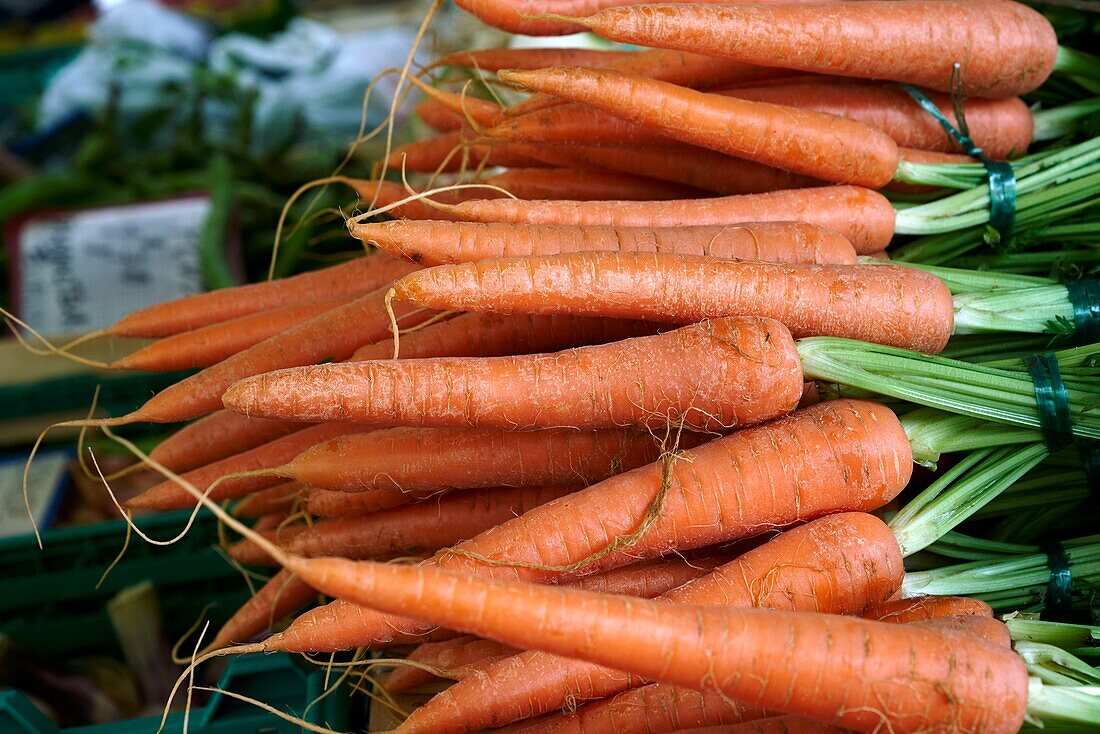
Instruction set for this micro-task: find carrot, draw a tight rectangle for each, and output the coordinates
[678,720,853,734]
[205,568,316,651]
[287,485,580,559]
[508,50,796,116]
[385,253,955,352]
[109,285,439,424]
[109,298,344,372]
[384,636,518,693]
[864,595,994,623]
[497,68,900,189]
[305,486,424,517]
[435,48,637,73]
[719,81,1033,159]
[222,317,805,431]
[564,0,1057,97]
[281,555,1028,734]
[492,85,1031,160]
[521,685,765,734]
[916,616,1013,649]
[555,143,823,196]
[233,481,304,518]
[377,555,730,692]
[566,556,729,599]
[384,133,550,173]
[350,312,661,361]
[105,254,413,339]
[278,427,693,493]
[127,423,366,511]
[263,399,911,653]
[483,168,705,201]
[434,185,897,253]
[415,99,467,133]
[351,219,858,266]
[346,180,471,221]
[396,512,905,734]
[228,522,306,567]
[149,412,305,475]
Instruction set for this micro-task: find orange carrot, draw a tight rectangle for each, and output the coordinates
[508,50,796,116]
[384,133,551,173]
[351,219,857,266]
[206,568,316,651]
[565,556,729,599]
[350,313,661,361]
[720,81,1033,159]
[107,255,412,339]
[916,615,1012,649]
[149,412,305,475]
[233,481,304,518]
[397,512,904,734]
[263,399,911,653]
[228,521,306,567]
[864,595,994,623]
[565,1,1057,97]
[110,299,344,372]
[677,720,853,734]
[493,83,1032,161]
[288,485,580,559]
[386,253,955,352]
[128,423,367,511]
[279,426,696,494]
[484,168,705,201]
[305,486,423,518]
[436,185,896,253]
[531,143,823,196]
[384,636,518,693]
[114,285,438,424]
[281,554,1027,734]
[435,48,637,72]
[222,317,805,431]
[497,68,899,188]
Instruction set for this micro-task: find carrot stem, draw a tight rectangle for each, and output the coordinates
[1006,617,1100,658]
[797,338,1100,439]
[889,443,1050,556]
[1017,643,1100,687]
[1054,46,1100,80]
[1032,97,1100,141]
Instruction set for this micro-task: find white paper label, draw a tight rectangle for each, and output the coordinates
[0,450,69,538]
[16,197,209,337]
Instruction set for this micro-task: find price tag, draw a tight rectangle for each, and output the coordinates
[0,449,70,538]
[10,196,210,337]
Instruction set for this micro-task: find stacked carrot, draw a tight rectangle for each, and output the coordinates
[24,0,1100,731]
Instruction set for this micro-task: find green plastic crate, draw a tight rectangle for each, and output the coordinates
[0,370,192,424]
[0,512,356,732]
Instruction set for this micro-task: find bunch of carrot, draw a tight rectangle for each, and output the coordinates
[17,0,1100,732]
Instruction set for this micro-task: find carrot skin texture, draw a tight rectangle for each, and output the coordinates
[130,284,434,423]
[283,427,689,493]
[351,220,857,266]
[528,143,824,196]
[389,253,955,353]
[287,485,580,559]
[721,82,1032,160]
[435,48,637,72]
[442,186,896,253]
[399,512,905,734]
[484,168,705,201]
[111,299,343,372]
[305,486,424,517]
[207,568,316,650]
[384,133,551,174]
[265,399,912,653]
[223,317,804,431]
[233,481,304,518]
[228,523,306,567]
[128,423,366,510]
[148,411,304,475]
[864,595,994,623]
[351,313,662,362]
[107,254,412,338]
[284,557,1028,734]
[916,616,1013,649]
[574,1,1057,98]
[498,68,899,188]
[385,636,519,693]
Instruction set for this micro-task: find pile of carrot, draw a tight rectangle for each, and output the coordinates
[19,0,1100,731]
